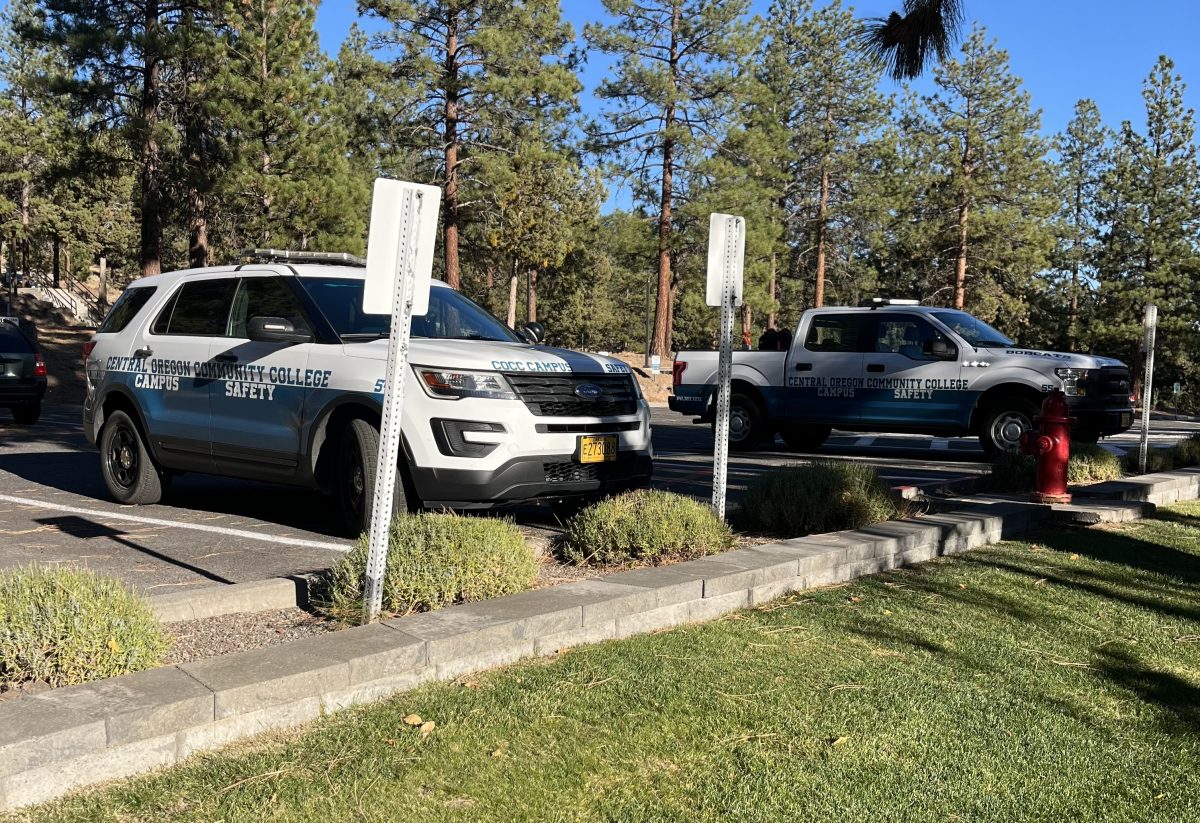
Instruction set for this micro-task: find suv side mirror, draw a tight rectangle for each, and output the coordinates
[925,338,956,360]
[247,316,313,344]
[521,322,545,344]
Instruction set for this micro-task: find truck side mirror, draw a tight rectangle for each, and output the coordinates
[925,339,956,360]
[522,322,545,344]
[247,316,313,345]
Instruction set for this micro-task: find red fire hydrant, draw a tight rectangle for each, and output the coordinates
[1019,389,1075,504]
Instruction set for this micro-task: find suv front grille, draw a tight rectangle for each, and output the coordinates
[505,373,637,417]
[1096,366,1132,403]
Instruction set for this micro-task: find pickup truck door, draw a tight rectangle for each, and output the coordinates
[859,313,962,428]
[785,313,866,424]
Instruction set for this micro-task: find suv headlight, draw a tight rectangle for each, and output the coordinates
[416,368,516,400]
[1055,367,1091,397]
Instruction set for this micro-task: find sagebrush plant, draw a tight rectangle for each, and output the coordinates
[1067,443,1124,484]
[1170,433,1200,467]
[0,567,170,688]
[320,513,535,623]
[562,490,735,566]
[739,461,910,537]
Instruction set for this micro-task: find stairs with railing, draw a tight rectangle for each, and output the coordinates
[27,271,103,324]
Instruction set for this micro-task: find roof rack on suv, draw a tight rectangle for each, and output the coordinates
[859,297,921,308]
[233,248,367,268]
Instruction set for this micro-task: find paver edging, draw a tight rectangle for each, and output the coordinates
[3,467,1199,811]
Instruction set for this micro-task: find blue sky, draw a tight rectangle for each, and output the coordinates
[315,0,1200,138]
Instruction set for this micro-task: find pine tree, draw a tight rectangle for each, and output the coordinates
[1050,99,1108,351]
[1094,57,1200,395]
[900,27,1055,329]
[587,0,752,356]
[363,0,580,290]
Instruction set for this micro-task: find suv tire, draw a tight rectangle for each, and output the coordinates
[12,401,39,424]
[99,410,164,505]
[779,423,831,452]
[979,397,1039,458]
[337,418,414,537]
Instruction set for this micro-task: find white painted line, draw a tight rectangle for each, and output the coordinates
[0,493,350,553]
[854,436,876,447]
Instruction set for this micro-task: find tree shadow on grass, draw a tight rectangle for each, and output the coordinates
[1152,508,1200,529]
[1034,523,1200,585]
[1094,645,1200,739]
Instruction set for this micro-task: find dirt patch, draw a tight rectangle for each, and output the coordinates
[606,352,675,404]
[38,326,92,405]
[164,608,338,665]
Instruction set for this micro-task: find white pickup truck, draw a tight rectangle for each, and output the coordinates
[668,301,1134,456]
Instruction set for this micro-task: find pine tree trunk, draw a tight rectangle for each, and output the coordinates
[1068,179,1083,351]
[189,189,208,268]
[52,235,60,289]
[741,303,752,346]
[139,0,163,277]
[528,268,538,323]
[98,256,108,310]
[442,10,462,290]
[485,263,494,290]
[953,115,972,310]
[768,251,777,329]
[506,260,518,328]
[814,165,830,308]
[259,12,272,245]
[650,1,680,358]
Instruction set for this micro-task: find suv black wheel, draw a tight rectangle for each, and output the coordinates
[337,418,416,537]
[11,401,39,424]
[99,410,164,504]
[979,398,1039,458]
[779,423,831,452]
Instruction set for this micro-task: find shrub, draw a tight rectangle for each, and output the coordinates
[1170,433,1200,467]
[738,461,909,538]
[562,490,735,566]
[985,451,1037,492]
[1123,447,1176,475]
[0,567,170,689]
[321,513,536,622]
[1068,444,1124,485]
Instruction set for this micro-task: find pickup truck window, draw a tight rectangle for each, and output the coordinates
[931,310,1013,348]
[804,315,861,353]
[873,315,951,361]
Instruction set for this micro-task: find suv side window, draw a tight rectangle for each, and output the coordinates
[804,315,862,353]
[98,286,157,334]
[873,315,952,360]
[157,278,237,336]
[227,277,312,338]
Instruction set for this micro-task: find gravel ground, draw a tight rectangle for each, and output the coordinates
[164,608,338,665]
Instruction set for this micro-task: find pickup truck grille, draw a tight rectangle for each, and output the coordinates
[505,373,638,417]
[1096,366,1132,403]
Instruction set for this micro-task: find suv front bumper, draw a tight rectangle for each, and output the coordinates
[410,451,653,509]
[1066,398,1134,437]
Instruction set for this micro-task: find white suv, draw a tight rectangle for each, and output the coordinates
[83,252,654,534]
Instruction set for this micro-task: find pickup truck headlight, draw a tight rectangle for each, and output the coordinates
[417,368,516,400]
[1055,367,1091,397]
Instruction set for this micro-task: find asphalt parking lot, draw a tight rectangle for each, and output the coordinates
[0,402,1195,595]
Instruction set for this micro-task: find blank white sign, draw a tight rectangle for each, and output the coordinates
[363,178,441,316]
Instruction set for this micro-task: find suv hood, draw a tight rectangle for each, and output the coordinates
[982,346,1126,369]
[343,338,631,375]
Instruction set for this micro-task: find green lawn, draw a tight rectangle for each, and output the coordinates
[20,503,1200,823]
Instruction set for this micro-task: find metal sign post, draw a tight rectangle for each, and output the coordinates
[1138,303,1157,475]
[361,179,441,623]
[705,213,745,521]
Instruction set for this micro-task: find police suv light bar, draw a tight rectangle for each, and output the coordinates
[860,297,921,308]
[234,248,367,267]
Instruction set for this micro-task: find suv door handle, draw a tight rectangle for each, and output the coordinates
[867,363,885,373]
[794,363,812,372]
[133,347,153,358]
[214,354,238,363]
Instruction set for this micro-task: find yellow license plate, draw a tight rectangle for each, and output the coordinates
[579,434,618,464]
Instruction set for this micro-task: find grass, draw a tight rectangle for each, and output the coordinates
[19,503,1200,823]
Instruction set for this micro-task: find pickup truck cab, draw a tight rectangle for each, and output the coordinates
[669,300,1134,456]
[83,251,653,534]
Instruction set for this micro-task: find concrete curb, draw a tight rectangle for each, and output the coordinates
[3,468,1198,811]
[146,576,312,623]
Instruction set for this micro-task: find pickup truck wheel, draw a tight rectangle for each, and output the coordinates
[337,418,414,537]
[99,410,164,505]
[979,398,1039,458]
[715,393,765,451]
[780,424,831,452]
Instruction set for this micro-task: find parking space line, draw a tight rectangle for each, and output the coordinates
[0,493,350,553]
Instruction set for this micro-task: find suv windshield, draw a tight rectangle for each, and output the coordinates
[298,276,522,343]
[931,310,1014,348]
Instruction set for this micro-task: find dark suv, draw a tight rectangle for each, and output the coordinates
[0,318,46,423]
